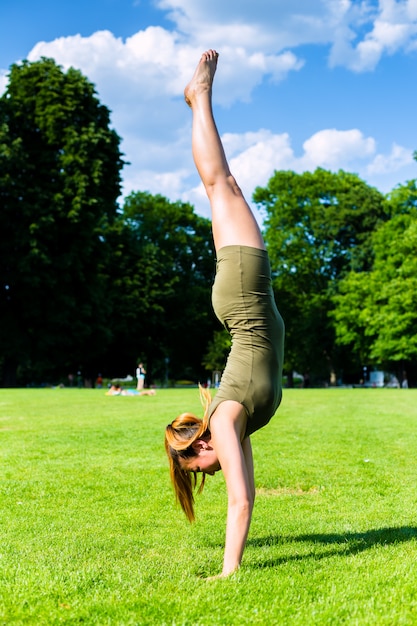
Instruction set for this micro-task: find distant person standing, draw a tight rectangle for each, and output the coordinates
[136,363,146,390]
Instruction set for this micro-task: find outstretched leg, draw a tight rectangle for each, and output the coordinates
[184,50,265,252]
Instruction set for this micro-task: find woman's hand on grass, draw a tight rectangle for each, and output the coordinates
[204,568,239,581]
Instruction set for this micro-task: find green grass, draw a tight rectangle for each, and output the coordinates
[1,387,417,625]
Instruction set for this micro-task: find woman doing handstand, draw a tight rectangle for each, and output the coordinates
[165,50,285,578]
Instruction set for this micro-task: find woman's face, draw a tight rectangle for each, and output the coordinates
[181,441,221,475]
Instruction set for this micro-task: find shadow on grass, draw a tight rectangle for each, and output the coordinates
[246,526,417,568]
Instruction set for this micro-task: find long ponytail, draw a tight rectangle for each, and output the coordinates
[164,385,212,522]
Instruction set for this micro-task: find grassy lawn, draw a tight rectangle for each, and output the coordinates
[1,387,417,625]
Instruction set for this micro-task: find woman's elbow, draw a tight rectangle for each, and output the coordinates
[231,497,254,516]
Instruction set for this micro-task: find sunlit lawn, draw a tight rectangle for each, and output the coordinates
[1,387,417,625]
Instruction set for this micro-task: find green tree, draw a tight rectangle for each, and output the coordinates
[0,58,124,385]
[202,329,231,373]
[253,168,387,384]
[106,192,216,383]
[333,181,417,384]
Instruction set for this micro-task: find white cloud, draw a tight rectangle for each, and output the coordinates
[408,0,417,19]
[156,0,341,49]
[182,127,415,222]
[156,0,417,72]
[366,142,414,174]
[182,130,296,222]
[0,70,8,95]
[27,28,188,102]
[228,132,294,187]
[222,127,380,185]
[300,129,376,169]
[123,166,191,201]
[2,1,417,99]
[26,29,304,110]
[329,0,417,71]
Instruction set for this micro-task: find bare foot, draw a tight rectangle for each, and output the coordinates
[184,49,219,107]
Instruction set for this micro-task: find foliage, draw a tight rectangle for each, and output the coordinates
[332,186,417,380]
[202,329,231,372]
[0,58,124,385]
[330,271,377,364]
[0,56,218,387]
[254,168,387,383]
[2,388,417,624]
[105,191,216,382]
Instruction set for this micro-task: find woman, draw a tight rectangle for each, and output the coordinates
[165,50,285,578]
[136,363,146,390]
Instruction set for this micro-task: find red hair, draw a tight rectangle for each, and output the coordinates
[164,386,212,521]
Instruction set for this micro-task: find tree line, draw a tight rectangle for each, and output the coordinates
[256,170,417,387]
[1,58,416,387]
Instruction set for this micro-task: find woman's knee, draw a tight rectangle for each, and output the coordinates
[207,175,244,202]
[226,174,244,197]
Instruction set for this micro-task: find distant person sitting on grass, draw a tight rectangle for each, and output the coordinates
[106,384,122,396]
[106,385,155,397]
[132,389,156,396]
[164,50,284,579]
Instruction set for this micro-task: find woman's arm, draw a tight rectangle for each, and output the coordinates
[210,401,255,577]
[242,435,255,502]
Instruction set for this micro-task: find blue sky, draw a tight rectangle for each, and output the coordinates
[1,0,417,223]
